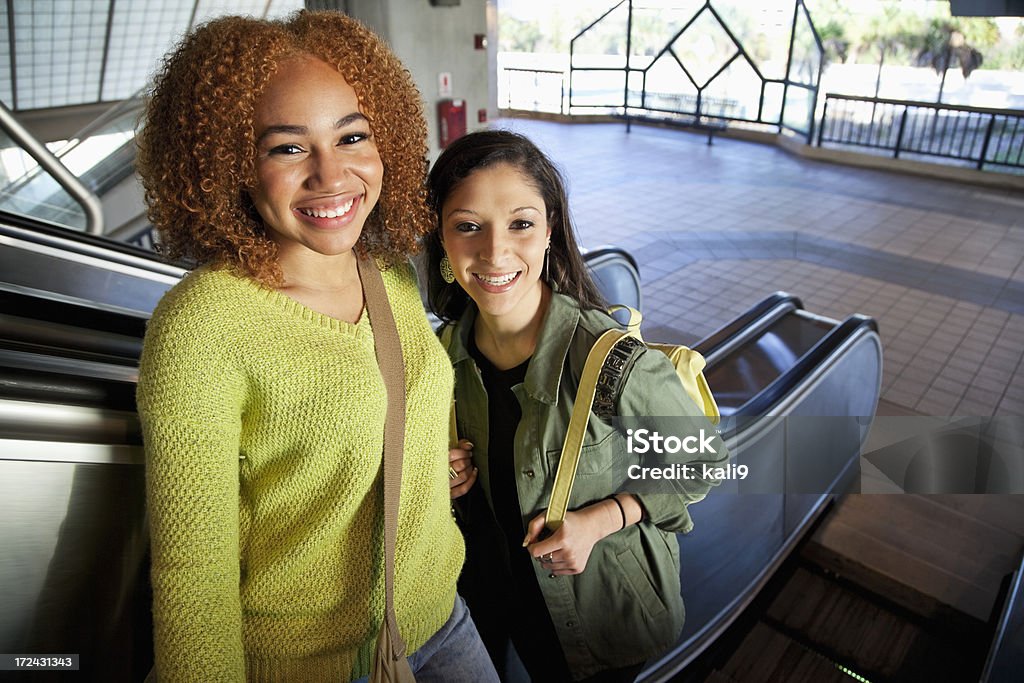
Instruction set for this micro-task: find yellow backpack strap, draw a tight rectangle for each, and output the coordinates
[438,324,460,447]
[648,342,721,425]
[607,304,643,333]
[545,327,634,531]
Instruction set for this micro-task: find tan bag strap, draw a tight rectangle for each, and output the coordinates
[358,257,408,662]
[439,324,459,447]
[545,327,633,531]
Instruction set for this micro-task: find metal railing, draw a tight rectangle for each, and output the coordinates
[0,101,104,234]
[500,68,566,114]
[817,94,1024,171]
[495,0,823,140]
[560,0,824,139]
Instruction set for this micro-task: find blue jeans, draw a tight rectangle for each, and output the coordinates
[355,595,499,683]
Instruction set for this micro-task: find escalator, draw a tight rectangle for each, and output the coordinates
[641,294,883,682]
[586,250,1018,683]
[7,226,1019,682]
[0,231,888,681]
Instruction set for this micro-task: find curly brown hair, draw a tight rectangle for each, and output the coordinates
[136,11,431,284]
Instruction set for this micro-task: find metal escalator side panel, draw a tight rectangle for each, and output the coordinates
[1,222,181,317]
[1,218,186,279]
[0,456,151,680]
[639,325,883,682]
[0,398,141,457]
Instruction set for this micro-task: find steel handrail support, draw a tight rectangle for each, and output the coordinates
[0,101,104,235]
[978,114,997,170]
[894,107,909,159]
[817,97,829,146]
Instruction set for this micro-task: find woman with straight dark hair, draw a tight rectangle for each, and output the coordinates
[427,130,725,682]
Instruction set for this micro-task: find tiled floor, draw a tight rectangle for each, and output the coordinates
[498,118,1024,417]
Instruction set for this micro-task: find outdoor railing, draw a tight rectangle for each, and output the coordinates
[817,94,1024,171]
[496,1,825,139]
[499,67,566,114]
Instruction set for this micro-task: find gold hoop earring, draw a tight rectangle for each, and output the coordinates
[440,254,455,284]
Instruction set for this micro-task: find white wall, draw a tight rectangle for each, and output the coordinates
[347,0,493,157]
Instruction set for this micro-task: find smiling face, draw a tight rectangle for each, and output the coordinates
[249,55,384,267]
[440,163,552,327]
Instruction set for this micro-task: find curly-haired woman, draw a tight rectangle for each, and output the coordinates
[135,12,497,682]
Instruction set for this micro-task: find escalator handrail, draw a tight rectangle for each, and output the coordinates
[0,101,104,235]
[1,287,148,339]
[0,213,188,278]
[581,244,641,273]
[980,550,1024,682]
[695,291,803,358]
[735,313,879,417]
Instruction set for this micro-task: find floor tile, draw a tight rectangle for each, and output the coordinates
[501,118,1024,417]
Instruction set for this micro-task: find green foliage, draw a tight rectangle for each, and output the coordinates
[499,14,544,53]
[915,19,984,79]
[958,17,1001,51]
[818,20,850,64]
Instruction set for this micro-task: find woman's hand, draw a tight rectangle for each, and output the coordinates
[522,500,622,575]
[448,439,477,499]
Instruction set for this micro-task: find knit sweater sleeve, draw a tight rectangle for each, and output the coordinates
[137,274,247,682]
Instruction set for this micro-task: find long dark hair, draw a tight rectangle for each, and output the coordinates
[425,130,606,322]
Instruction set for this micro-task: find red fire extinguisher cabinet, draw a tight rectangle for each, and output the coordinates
[437,99,467,148]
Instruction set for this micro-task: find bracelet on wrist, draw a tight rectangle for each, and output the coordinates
[606,495,626,530]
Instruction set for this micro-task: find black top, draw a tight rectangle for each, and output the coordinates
[463,333,572,682]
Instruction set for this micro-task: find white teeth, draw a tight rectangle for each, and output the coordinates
[476,272,518,286]
[299,198,355,219]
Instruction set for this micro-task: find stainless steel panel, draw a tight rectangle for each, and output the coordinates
[0,458,152,681]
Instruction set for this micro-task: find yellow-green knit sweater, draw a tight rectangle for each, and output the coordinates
[137,262,464,682]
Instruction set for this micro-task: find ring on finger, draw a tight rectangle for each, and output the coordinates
[542,552,554,563]
[448,466,459,480]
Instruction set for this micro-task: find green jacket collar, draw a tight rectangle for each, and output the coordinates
[449,290,581,406]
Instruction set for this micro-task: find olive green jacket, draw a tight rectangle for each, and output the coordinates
[446,292,727,679]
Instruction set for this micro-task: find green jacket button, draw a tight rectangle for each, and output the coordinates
[523,469,535,478]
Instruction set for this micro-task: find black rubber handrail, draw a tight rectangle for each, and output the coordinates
[735,313,878,417]
[1,210,192,271]
[980,551,1024,682]
[1,290,147,340]
[0,365,137,411]
[2,313,142,360]
[581,244,641,273]
[695,291,803,359]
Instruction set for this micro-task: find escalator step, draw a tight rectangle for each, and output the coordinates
[764,562,987,682]
[720,621,852,683]
[766,566,916,677]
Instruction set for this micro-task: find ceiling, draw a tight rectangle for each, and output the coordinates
[0,0,305,116]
